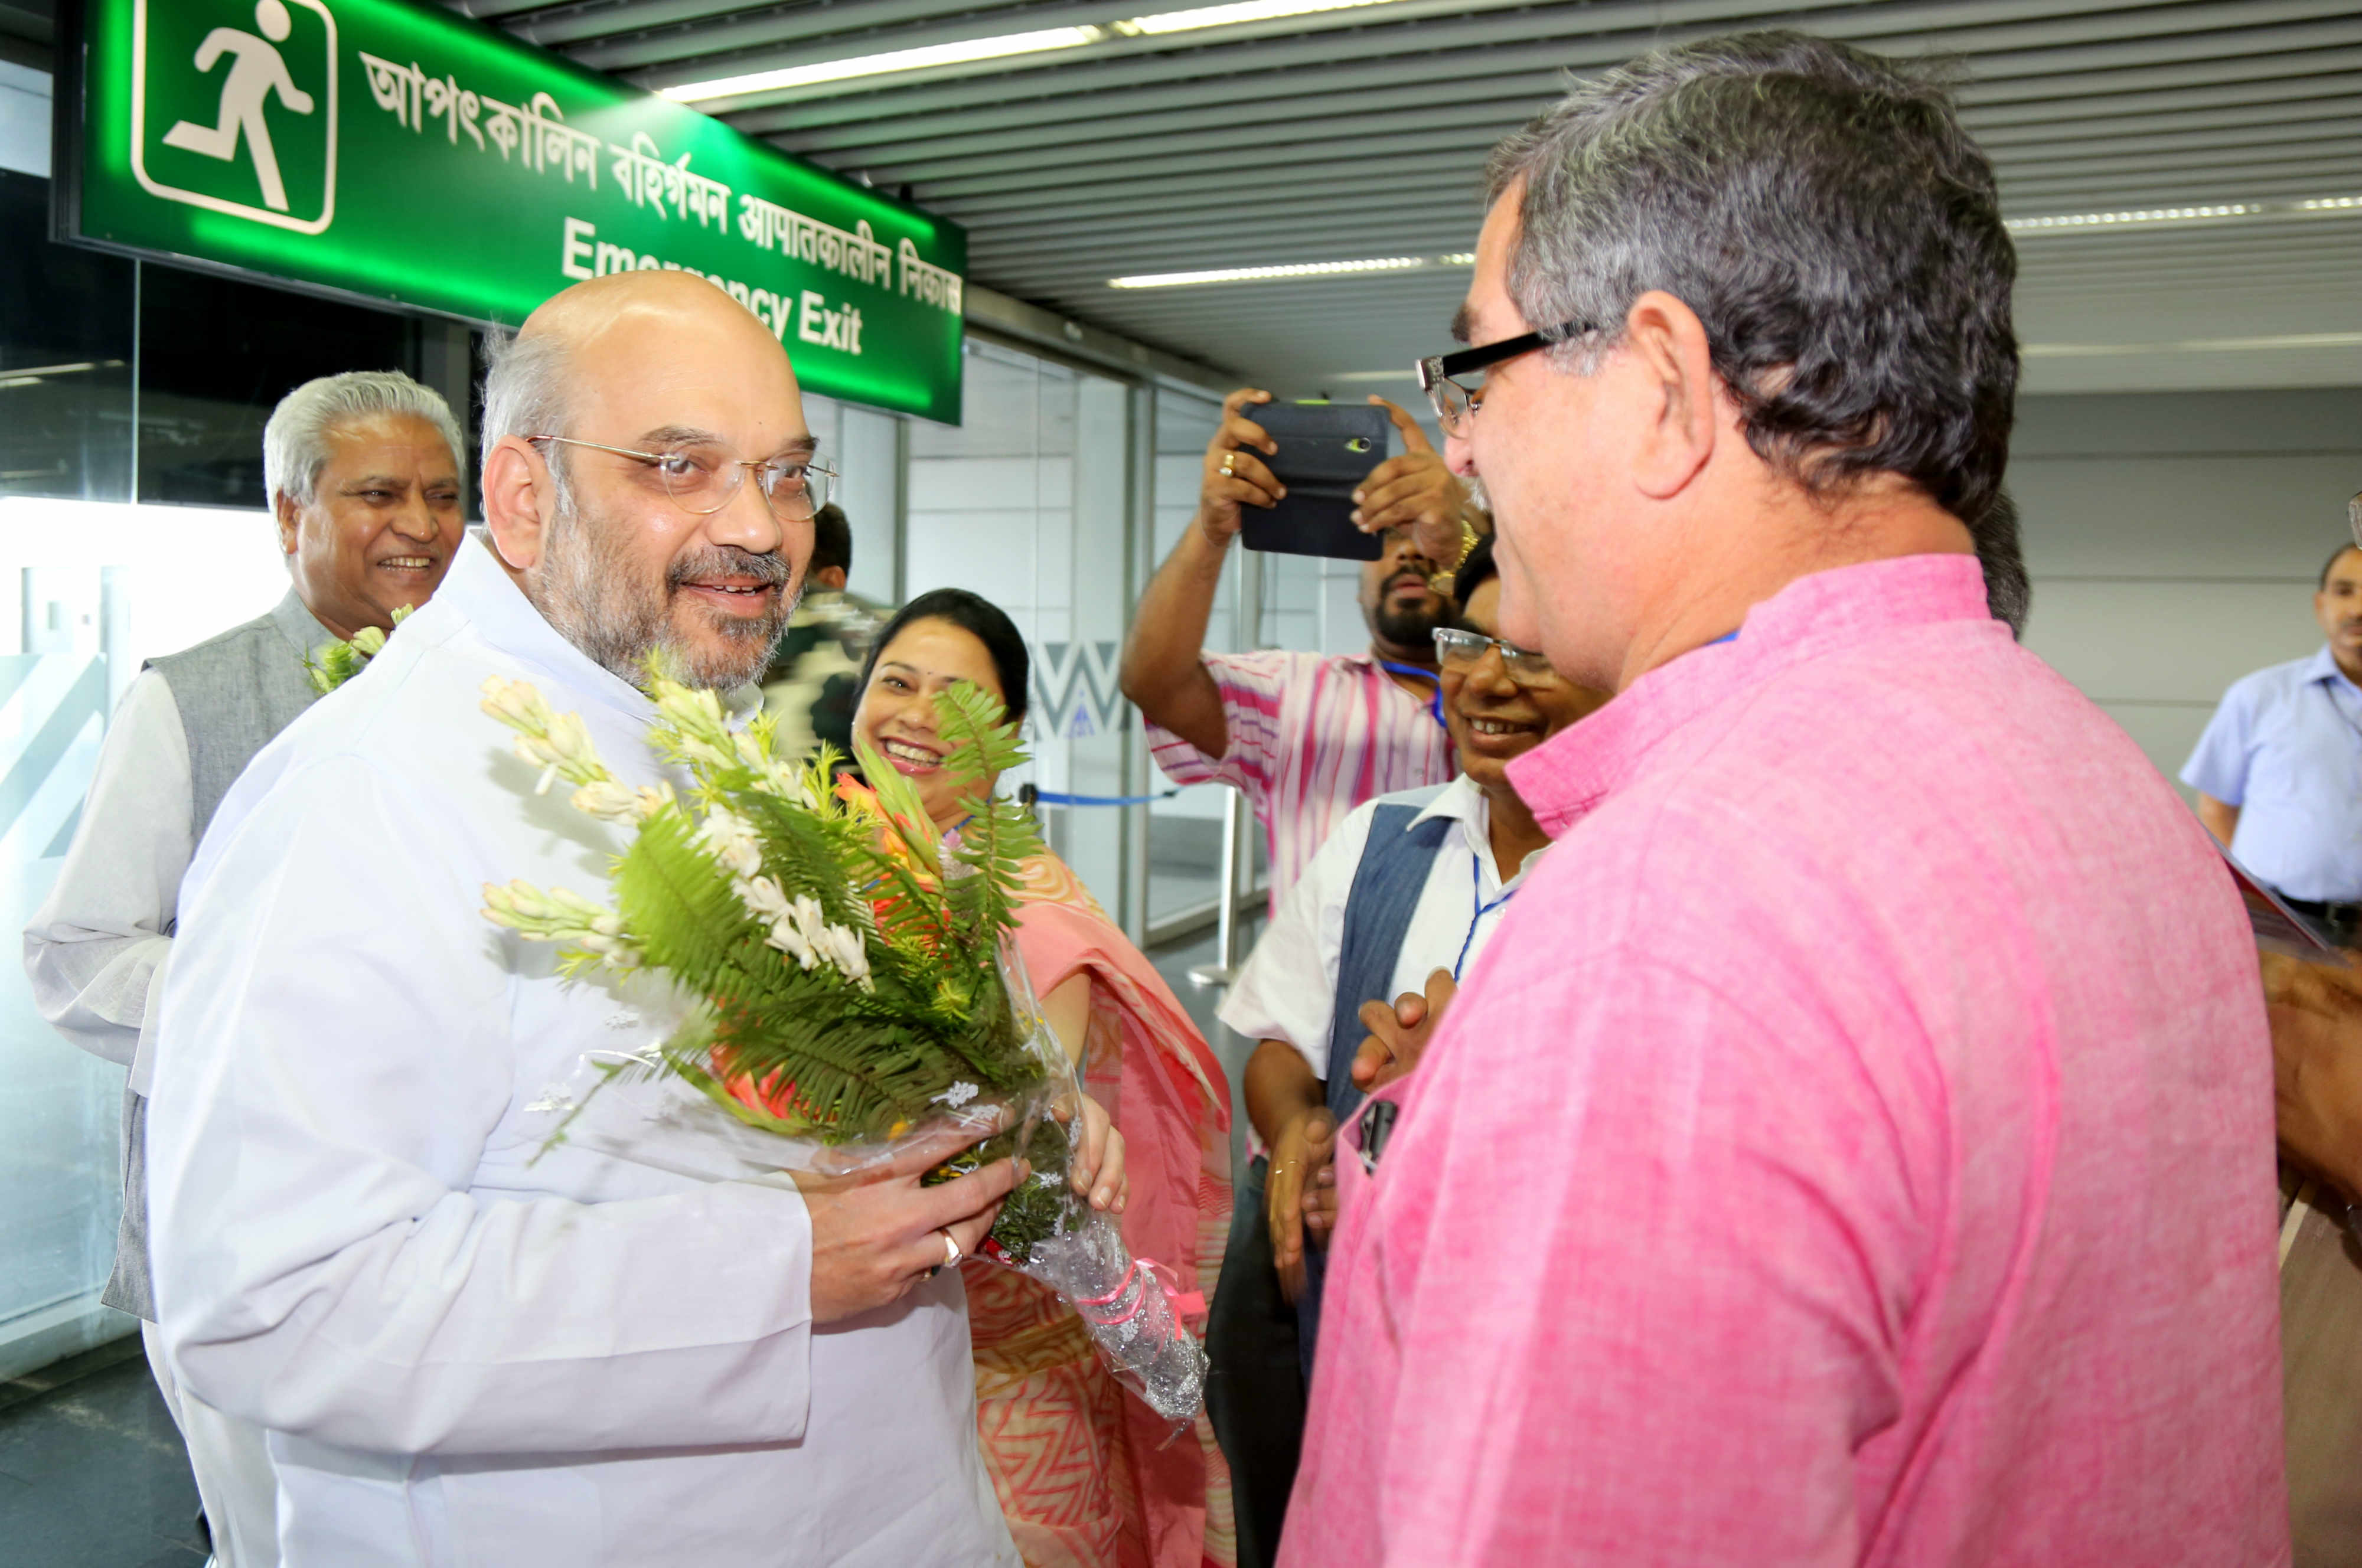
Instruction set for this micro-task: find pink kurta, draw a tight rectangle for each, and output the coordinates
[1282,554,2289,1566]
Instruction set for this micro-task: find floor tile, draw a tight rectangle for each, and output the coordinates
[0,1356,203,1568]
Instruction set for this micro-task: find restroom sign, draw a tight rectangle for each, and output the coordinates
[62,0,968,423]
[132,0,337,232]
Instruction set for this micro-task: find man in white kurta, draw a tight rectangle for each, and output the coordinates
[145,272,1022,1566]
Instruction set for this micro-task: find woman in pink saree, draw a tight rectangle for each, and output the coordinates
[852,589,1237,1568]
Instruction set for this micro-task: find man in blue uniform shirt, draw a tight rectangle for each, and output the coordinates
[2185,540,2362,943]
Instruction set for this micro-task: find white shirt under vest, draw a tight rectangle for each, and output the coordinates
[1220,775,1545,1083]
[145,536,1017,1567]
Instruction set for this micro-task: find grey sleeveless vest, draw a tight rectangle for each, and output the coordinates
[149,589,334,848]
[1296,796,1453,1371]
[102,588,329,1319]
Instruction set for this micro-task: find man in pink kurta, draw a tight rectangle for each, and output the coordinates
[1285,553,2286,1563]
[1284,30,2287,1567]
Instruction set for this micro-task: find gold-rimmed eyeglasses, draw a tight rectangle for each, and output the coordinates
[1433,625,1560,686]
[1415,317,1594,436]
[527,435,835,523]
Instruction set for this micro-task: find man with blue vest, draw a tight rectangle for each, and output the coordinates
[1210,538,1604,1563]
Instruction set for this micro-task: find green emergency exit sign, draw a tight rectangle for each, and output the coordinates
[58,0,968,423]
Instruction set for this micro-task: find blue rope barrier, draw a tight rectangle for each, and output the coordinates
[1020,785,1183,808]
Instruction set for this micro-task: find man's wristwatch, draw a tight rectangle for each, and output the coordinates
[1427,512,1484,597]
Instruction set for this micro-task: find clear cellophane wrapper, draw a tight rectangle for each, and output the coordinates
[532,938,1208,1427]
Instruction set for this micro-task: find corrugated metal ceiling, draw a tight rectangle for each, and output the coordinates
[446,0,2362,396]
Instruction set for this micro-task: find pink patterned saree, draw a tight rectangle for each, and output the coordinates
[964,852,1237,1568]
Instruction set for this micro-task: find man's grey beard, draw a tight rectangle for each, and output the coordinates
[528,479,798,690]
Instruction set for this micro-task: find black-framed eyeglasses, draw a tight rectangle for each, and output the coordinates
[1415,318,1593,436]
[1433,625,1560,686]
[527,435,835,523]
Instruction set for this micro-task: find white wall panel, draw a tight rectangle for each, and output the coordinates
[906,455,1075,512]
[2014,388,2362,799]
[834,405,902,601]
[2092,703,2217,798]
[2021,579,2321,707]
[2013,455,2357,580]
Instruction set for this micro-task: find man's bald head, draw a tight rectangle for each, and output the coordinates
[478,270,815,690]
[483,270,797,452]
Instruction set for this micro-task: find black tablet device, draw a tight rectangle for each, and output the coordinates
[1238,402,1389,561]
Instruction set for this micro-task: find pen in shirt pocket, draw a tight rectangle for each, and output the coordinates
[1357,1099,1400,1173]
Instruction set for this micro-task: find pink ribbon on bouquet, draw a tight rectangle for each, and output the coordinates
[1074,1256,1204,1327]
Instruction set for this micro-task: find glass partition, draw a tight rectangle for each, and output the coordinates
[1143,388,1249,927]
[905,342,1133,914]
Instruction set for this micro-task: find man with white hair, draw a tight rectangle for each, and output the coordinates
[141,270,1050,1566]
[1289,31,2287,1565]
[25,368,465,1565]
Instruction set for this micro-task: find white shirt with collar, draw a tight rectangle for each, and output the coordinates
[145,537,1017,1568]
[1220,773,1543,1082]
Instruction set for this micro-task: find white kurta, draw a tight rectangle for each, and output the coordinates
[24,662,287,1568]
[24,667,189,1093]
[146,537,1017,1568]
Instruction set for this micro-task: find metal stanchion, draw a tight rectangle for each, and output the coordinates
[1187,787,1247,988]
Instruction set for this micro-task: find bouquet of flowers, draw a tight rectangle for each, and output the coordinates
[304,604,410,693]
[475,671,1208,1423]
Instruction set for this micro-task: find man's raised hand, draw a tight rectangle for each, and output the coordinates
[1351,966,1458,1095]
[1199,388,1286,545]
[1350,397,1469,564]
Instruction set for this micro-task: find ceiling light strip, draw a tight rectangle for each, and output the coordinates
[663,27,1101,100]
[2007,202,2262,232]
[2005,195,2362,234]
[664,0,1415,103]
[1108,251,1473,288]
[2023,332,2362,358]
[1118,0,1408,37]
[1111,255,1428,287]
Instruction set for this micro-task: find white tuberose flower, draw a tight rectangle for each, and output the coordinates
[764,895,876,992]
[824,923,873,990]
[696,805,765,880]
[571,780,641,824]
[481,677,609,795]
[765,895,826,969]
[479,880,640,968]
[735,874,792,923]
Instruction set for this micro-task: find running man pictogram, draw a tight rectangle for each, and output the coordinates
[161,0,315,213]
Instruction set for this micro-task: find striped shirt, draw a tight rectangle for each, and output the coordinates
[1146,649,1454,912]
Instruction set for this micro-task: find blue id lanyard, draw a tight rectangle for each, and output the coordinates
[1456,852,1518,979]
[1377,660,1445,727]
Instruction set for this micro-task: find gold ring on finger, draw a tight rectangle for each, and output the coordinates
[926,1229,961,1279]
[1219,456,1235,477]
